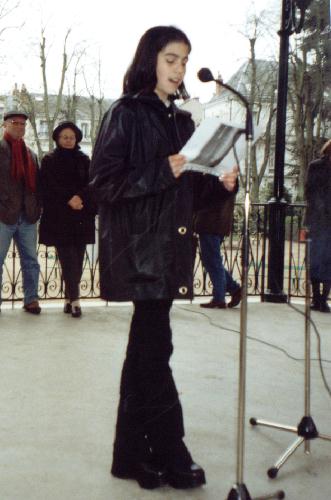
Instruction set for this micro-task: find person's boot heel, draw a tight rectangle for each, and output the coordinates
[167,462,206,489]
[135,462,167,489]
[111,459,167,489]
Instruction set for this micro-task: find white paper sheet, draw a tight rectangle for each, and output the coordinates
[180,117,246,176]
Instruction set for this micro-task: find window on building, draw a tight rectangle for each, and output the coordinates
[81,122,89,139]
[39,120,49,137]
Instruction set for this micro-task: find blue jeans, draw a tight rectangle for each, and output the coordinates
[0,215,40,306]
[199,233,239,302]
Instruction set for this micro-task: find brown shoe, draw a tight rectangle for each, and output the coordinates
[23,301,41,315]
[228,287,242,308]
[200,300,227,309]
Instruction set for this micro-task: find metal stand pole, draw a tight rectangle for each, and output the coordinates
[226,135,252,500]
[227,124,284,500]
[265,0,313,303]
[197,67,285,500]
[250,233,331,478]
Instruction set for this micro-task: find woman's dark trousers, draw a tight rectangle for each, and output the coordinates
[112,299,185,469]
[56,244,86,302]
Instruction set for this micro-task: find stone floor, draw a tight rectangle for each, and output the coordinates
[0,298,330,500]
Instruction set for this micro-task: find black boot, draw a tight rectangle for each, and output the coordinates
[154,439,206,489]
[320,282,331,313]
[311,282,321,311]
[111,434,168,489]
[111,394,168,490]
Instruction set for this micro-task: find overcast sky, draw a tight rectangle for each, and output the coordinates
[1,0,279,102]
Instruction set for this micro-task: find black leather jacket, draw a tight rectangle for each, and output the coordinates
[90,93,231,301]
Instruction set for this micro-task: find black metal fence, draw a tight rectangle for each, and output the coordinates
[193,202,306,300]
[1,203,307,305]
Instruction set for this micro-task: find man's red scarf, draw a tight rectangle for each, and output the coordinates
[4,131,36,192]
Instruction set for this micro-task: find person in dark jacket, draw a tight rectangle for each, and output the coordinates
[305,139,331,313]
[194,194,241,308]
[39,121,95,318]
[0,110,41,314]
[90,26,238,490]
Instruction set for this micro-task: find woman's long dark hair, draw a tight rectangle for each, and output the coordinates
[123,25,191,100]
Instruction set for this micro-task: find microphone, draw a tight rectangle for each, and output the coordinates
[197,67,216,83]
[198,67,252,137]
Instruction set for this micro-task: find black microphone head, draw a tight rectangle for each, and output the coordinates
[197,67,214,83]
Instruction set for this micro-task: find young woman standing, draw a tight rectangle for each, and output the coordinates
[90,26,238,490]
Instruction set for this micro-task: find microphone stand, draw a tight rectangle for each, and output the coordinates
[250,231,331,478]
[198,69,284,500]
[247,0,331,481]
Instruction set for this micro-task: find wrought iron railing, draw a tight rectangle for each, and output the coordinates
[1,203,307,305]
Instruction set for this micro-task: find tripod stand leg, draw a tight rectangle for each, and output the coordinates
[319,433,331,441]
[267,436,304,478]
[250,418,297,434]
[253,490,285,500]
[227,483,285,500]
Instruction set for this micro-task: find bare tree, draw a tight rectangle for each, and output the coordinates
[237,12,278,202]
[0,0,21,39]
[14,27,75,157]
[0,0,23,87]
[17,83,44,159]
[40,28,71,150]
[63,46,87,123]
[14,26,109,159]
[83,55,105,149]
[287,0,330,200]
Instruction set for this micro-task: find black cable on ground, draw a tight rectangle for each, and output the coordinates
[176,302,331,399]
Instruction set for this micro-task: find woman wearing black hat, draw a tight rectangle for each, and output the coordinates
[39,121,96,317]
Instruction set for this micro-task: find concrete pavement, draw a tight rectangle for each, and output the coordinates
[0,299,330,500]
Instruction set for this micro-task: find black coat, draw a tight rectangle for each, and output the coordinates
[90,93,232,302]
[305,155,331,233]
[39,147,96,247]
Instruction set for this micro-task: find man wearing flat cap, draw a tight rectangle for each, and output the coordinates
[0,110,42,314]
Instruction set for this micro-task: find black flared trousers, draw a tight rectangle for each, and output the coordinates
[113,299,185,460]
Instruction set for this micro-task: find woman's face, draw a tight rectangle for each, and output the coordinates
[58,128,77,149]
[154,41,190,102]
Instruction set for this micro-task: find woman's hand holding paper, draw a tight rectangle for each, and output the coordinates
[219,165,239,191]
[168,154,187,178]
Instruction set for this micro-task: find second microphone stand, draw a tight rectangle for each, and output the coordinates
[198,68,284,500]
[249,231,331,479]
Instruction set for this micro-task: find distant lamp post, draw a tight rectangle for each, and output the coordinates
[265,0,313,303]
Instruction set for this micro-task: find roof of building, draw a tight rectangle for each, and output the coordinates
[5,90,114,121]
[208,59,278,105]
